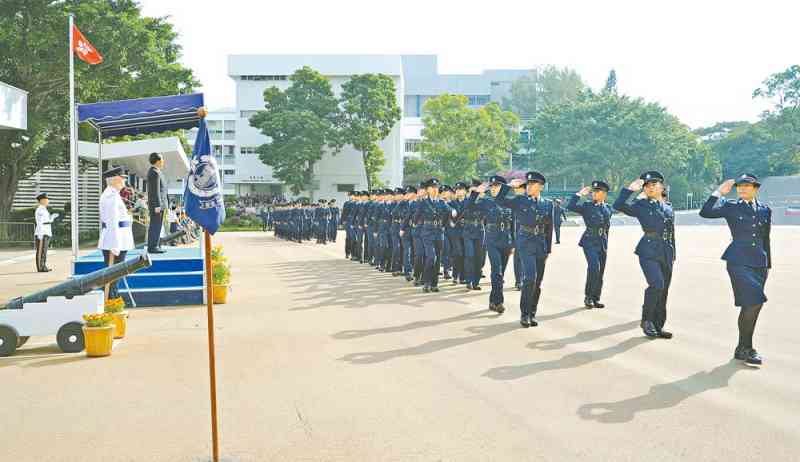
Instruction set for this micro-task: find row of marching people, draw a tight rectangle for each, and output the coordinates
[276,170,773,367]
[271,200,340,244]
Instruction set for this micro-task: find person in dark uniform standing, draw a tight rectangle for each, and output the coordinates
[413,178,458,293]
[33,193,58,272]
[400,186,417,281]
[461,181,486,291]
[567,181,613,309]
[613,171,676,339]
[447,183,467,285]
[410,184,427,285]
[389,188,407,276]
[146,152,168,254]
[470,176,515,313]
[341,193,354,258]
[699,174,771,366]
[496,172,554,328]
[439,185,454,280]
[328,199,339,243]
[553,198,567,244]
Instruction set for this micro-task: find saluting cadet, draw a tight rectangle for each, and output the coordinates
[389,188,407,276]
[447,183,467,285]
[470,176,515,313]
[613,171,676,339]
[328,199,339,243]
[33,193,58,272]
[512,182,525,291]
[497,172,554,328]
[98,167,135,301]
[553,198,568,244]
[413,178,458,293]
[439,185,454,280]
[461,181,487,291]
[699,174,771,366]
[567,181,614,309]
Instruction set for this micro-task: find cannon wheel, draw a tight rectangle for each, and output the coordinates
[56,322,85,353]
[17,336,30,348]
[0,325,19,357]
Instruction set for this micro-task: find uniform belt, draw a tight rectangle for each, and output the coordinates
[519,224,544,235]
[423,220,442,226]
[644,231,672,241]
[486,223,510,231]
[392,219,403,224]
[102,221,131,229]
[586,228,608,237]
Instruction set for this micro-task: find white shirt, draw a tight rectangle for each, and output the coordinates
[98,186,135,253]
[34,205,55,238]
[167,209,178,223]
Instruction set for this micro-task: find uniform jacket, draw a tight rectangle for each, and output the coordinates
[98,186,134,252]
[413,198,454,240]
[699,195,771,268]
[613,188,676,262]
[34,205,55,238]
[566,195,613,251]
[495,184,554,255]
[464,191,513,248]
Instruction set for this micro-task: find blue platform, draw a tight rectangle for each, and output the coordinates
[73,246,204,307]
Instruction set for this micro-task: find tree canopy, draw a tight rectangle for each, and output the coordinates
[0,0,197,218]
[249,66,342,195]
[502,65,585,120]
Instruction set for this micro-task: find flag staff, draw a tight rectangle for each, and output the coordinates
[68,14,79,262]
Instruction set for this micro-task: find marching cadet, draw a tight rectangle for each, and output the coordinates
[497,172,554,327]
[512,181,525,291]
[613,171,676,339]
[470,176,515,313]
[699,174,771,366]
[314,199,329,244]
[410,183,427,285]
[400,186,417,281]
[328,199,339,243]
[33,193,58,272]
[375,190,392,272]
[98,167,135,301]
[447,183,467,285]
[390,187,407,276]
[413,178,458,293]
[567,181,613,309]
[553,198,568,244]
[341,193,354,259]
[461,181,486,290]
[439,185,454,280]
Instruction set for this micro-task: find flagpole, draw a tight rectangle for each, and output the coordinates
[68,14,79,263]
[203,229,220,462]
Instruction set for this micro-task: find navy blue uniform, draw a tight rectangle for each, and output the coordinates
[464,191,514,306]
[566,195,613,304]
[613,188,676,333]
[413,198,455,289]
[461,197,486,288]
[553,202,567,244]
[328,205,339,242]
[699,195,772,307]
[495,184,554,320]
[446,199,466,283]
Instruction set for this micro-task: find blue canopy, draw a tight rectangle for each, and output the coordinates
[77,93,205,137]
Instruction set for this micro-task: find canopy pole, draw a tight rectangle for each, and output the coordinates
[98,130,103,232]
[69,14,79,264]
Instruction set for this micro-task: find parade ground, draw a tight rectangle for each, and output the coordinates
[1,226,799,462]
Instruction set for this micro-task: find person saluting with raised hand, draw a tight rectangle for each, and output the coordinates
[567,181,613,309]
[613,172,676,339]
[699,174,771,367]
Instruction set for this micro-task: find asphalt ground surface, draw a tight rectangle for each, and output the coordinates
[1,226,798,461]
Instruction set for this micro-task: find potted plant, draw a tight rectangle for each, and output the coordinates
[104,297,128,339]
[82,313,115,357]
[211,245,231,304]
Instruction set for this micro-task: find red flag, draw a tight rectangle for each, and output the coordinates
[72,24,103,65]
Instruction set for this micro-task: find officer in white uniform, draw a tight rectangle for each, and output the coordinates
[98,167,135,300]
[34,192,58,272]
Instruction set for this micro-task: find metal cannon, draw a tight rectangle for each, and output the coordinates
[135,229,187,249]
[3,253,152,310]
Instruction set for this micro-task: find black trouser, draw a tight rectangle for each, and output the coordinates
[34,235,50,272]
[147,210,164,251]
[102,250,128,299]
[639,257,673,331]
[422,238,443,288]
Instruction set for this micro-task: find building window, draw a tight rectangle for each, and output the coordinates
[240,110,260,119]
[240,75,288,81]
[404,139,422,153]
[224,145,235,155]
[223,169,236,176]
[212,144,223,155]
[240,146,258,155]
[336,184,355,192]
[467,95,490,106]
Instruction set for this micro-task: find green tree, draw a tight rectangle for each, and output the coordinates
[249,66,342,195]
[530,91,719,202]
[502,66,585,120]
[0,0,198,219]
[340,74,402,189]
[402,157,428,187]
[752,65,800,177]
[420,95,520,183]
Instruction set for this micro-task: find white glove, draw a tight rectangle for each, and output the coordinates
[111,248,120,257]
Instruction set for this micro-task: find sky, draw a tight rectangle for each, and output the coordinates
[138,0,797,129]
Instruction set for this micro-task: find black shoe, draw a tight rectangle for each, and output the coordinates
[443,273,452,280]
[465,283,473,290]
[745,349,763,366]
[520,316,531,328]
[423,285,431,293]
[392,272,400,276]
[459,280,467,285]
[657,330,673,339]
[452,279,459,285]
[405,275,413,282]
[414,280,422,287]
[584,297,595,309]
[472,284,482,291]
[643,321,659,338]
[514,284,521,291]
[495,303,505,314]
[529,317,538,327]
[489,303,500,313]
[430,287,439,293]
[734,347,749,361]
[593,300,605,309]
[149,249,166,254]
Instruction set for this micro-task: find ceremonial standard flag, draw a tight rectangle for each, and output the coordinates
[71,24,103,65]
[185,118,226,234]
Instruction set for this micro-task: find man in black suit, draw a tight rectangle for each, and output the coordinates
[147,152,168,253]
